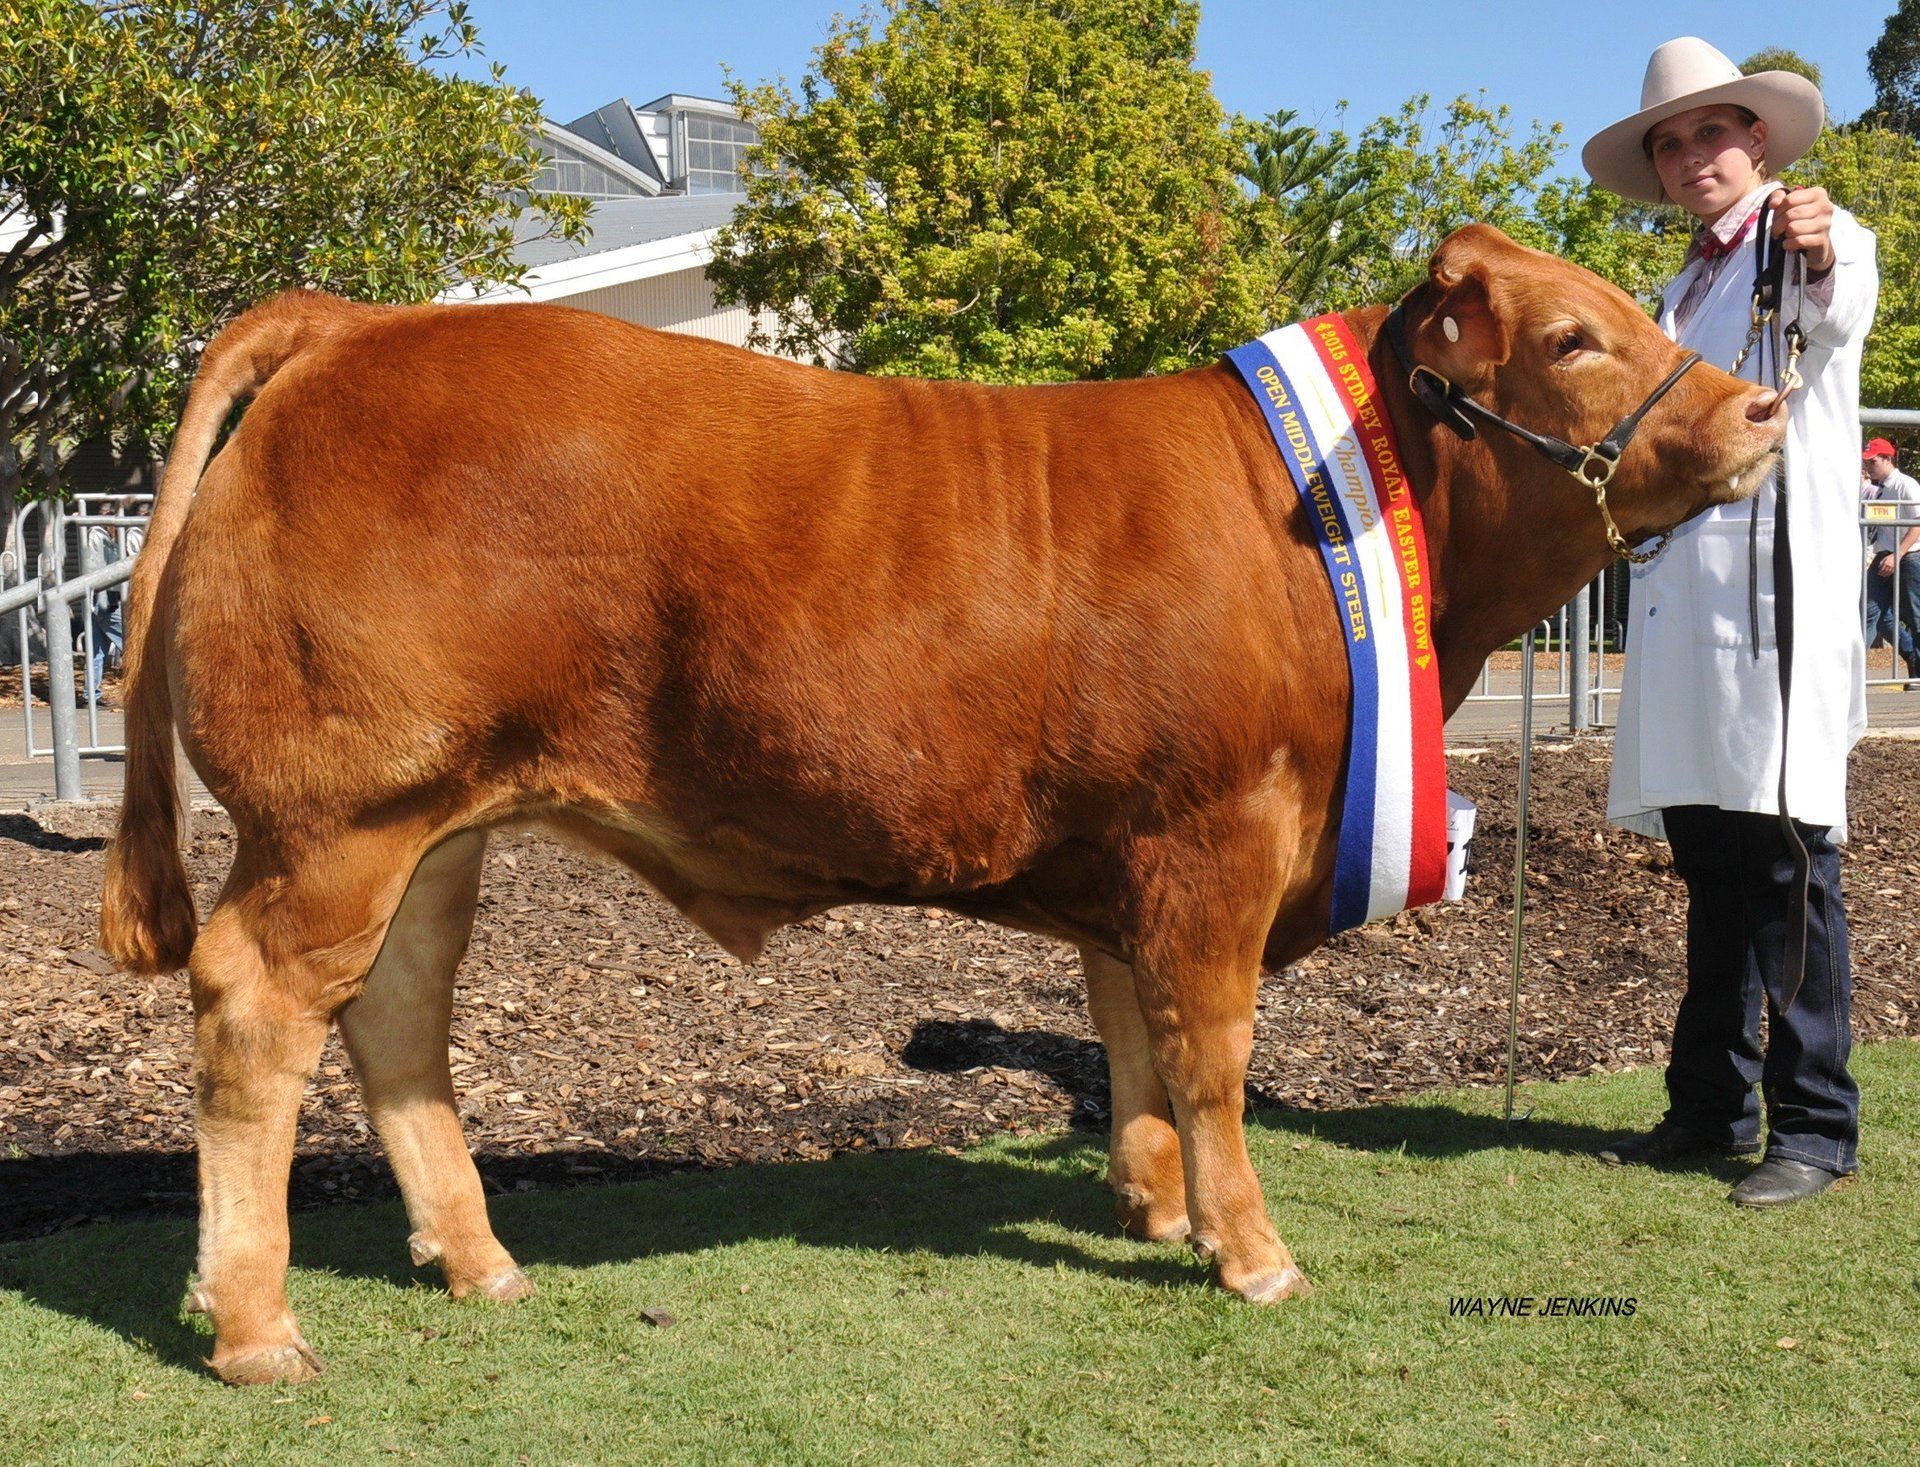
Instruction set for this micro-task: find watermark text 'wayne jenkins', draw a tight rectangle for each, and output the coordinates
[1448,1296,1637,1319]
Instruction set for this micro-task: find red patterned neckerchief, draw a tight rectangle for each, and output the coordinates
[1689,203,1762,264]
[1674,194,1767,331]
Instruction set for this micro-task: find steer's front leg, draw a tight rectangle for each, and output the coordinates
[1134,946,1309,1302]
[1120,825,1311,1304]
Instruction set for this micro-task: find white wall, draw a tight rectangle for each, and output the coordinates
[559,266,781,350]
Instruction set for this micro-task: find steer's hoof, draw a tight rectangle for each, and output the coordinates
[1113,1184,1191,1244]
[1225,1264,1313,1305]
[210,1335,327,1387]
[452,1265,537,1304]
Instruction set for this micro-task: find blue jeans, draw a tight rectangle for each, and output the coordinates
[84,592,123,702]
[1863,551,1920,666]
[1661,806,1858,1174]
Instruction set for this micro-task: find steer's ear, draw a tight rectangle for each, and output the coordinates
[1414,259,1510,390]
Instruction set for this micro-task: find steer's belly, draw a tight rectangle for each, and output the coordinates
[517,793,1055,964]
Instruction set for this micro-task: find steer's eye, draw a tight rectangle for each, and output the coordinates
[1553,329,1585,359]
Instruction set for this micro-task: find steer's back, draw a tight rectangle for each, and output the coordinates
[168,299,1344,908]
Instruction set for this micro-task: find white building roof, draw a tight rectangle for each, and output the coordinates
[448,194,741,304]
[513,194,739,268]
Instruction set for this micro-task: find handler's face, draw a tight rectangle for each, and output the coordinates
[1647,105,1767,222]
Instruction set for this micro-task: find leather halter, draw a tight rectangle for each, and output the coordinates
[1382,302,1703,564]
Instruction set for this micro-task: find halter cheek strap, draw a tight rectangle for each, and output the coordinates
[1383,304,1703,564]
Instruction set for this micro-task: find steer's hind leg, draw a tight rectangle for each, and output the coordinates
[188,831,423,1385]
[1082,946,1189,1242]
[336,830,532,1303]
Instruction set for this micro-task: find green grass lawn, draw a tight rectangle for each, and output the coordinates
[4,1045,1919,1465]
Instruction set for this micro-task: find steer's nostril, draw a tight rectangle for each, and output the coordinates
[1745,389,1783,424]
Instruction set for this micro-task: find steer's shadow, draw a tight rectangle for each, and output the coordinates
[905,1017,1630,1164]
[0,1020,1633,1378]
[0,1134,1177,1377]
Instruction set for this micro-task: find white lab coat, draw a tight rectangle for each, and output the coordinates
[1608,205,1880,841]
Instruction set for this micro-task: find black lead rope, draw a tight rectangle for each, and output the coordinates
[1750,197,1813,1014]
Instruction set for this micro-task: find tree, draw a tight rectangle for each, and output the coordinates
[1741,47,1824,90]
[707,0,1270,382]
[1800,125,1920,407]
[1523,182,1689,309]
[1869,0,1920,134]
[1235,108,1378,319]
[0,0,585,503]
[1318,94,1564,309]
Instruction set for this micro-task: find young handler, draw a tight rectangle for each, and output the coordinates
[1583,37,1879,1205]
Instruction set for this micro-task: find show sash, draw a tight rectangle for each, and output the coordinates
[1224,315,1448,932]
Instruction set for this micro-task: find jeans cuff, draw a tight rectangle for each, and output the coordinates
[1666,1108,1761,1148]
[1764,1140,1856,1175]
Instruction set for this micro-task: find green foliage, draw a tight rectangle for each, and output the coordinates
[1228,95,1685,318]
[1317,94,1564,309]
[1800,124,1920,407]
[1869,0,1920,134]
[1235,108,1376,319]
[0,0,586,500]
[707,0,1269,381]
[1741,46,1824,90]
[1521,182,1690,309]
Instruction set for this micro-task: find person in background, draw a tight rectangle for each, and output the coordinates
[81,513,122,706]
[1861,438,1920,679]
[81,498,144,707]
[1584,37,1877,1206]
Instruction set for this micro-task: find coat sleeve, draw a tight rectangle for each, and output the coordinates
[1798,208,1878,351]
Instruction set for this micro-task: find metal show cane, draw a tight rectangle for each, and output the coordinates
[1504,628,1535,1124]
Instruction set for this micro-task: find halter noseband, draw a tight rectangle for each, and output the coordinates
[1383,303,1702,565]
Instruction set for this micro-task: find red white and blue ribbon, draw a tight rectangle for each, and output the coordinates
[1225,314,1448,931]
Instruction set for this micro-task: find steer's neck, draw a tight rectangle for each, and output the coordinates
[1341,306,1621,717]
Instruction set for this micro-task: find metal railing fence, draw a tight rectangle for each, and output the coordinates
[3,493,149,801]
[1458,563,1626,731]
[1459,519,1920,726]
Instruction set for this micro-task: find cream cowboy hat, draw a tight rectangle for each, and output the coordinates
[1581,36,1824,204]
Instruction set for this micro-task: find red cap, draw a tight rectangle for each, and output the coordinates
[1865,438,1897,461]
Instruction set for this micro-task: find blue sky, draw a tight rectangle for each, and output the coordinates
[450,1,1884,173]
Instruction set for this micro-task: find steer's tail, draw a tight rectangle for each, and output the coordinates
[102,289,369,973]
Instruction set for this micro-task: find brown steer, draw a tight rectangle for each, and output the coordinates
[102,225,1783,1384]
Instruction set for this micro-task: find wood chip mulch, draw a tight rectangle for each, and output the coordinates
[4,741,1917,1240]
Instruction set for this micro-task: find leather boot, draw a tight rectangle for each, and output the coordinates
[1599,1117,1759,1167]
[1728,1156,1852,1208]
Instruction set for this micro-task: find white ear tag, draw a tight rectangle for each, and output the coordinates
[1442,316,1461,343]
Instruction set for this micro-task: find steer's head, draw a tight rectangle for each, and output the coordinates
[1387,224,1786,700]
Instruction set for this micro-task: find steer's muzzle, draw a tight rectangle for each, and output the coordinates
[1696,378,1788,510]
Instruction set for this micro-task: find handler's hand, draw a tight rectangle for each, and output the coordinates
[1878,555,1896,579]
[1768,186,1836,273]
